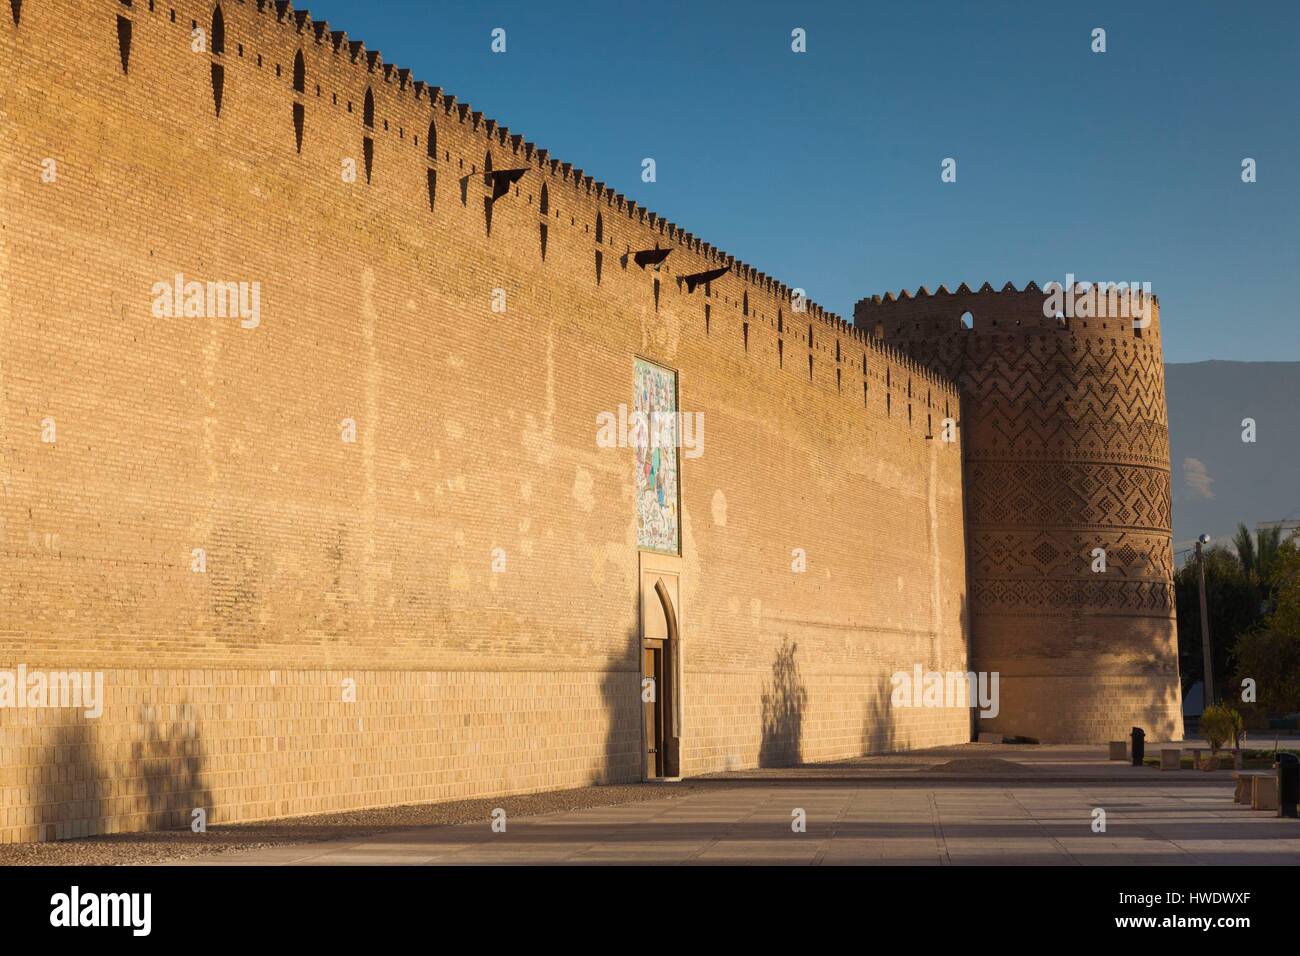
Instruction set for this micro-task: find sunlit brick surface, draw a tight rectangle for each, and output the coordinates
[856,288,1184,743]
[0,1,971,842]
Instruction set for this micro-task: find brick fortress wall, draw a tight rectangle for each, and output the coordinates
[0,0,970,842]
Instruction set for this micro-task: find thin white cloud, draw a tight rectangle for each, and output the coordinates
[1182,457,1214,499]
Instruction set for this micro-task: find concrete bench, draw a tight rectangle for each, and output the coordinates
[1108,741,1128,761]
[1233,771,1266,803]
[1160,748,1182,771]
[1253,773,1279,812]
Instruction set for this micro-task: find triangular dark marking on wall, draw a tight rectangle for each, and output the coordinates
[211,63,225,117]
[293,103,304,152]
[11,0,21,27]
[117,16,132,74]
[426,169,436,211]
[363,136,373,183]
[212,4,225,55]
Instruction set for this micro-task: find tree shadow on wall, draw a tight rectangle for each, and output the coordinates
[31,702,214,840]
[597,623,642,785]
[861,671,901,755]
[130,703,215,831]
[758,638,807,768]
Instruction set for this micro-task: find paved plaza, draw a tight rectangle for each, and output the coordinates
[179,743,1300,866]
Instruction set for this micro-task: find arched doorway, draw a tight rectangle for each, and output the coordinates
[640,563,682,780]
[643,579,680,778]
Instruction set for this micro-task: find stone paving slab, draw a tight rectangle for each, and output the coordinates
[175,776,1300,866]
[699,739,1300,784]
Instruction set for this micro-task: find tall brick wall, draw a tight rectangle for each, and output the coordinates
[0,0,970,842]
[855,284,1184,743]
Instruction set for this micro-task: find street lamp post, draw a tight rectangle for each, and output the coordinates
[1195,533,1214,706]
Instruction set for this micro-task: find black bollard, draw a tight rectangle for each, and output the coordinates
[1130,726,1145,767]
[1278,752,1298,818]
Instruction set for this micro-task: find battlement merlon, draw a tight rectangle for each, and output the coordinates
[853,281,1162,340]
[10,0,969,409]
[199,0,879,351]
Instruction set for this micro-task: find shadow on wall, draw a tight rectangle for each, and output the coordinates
[598,623,642,785]
[860,593,971,754]
[32,702,214,840]
[131,703,215,831]
[972,589,1183,742]
[758,637,807,768]
[861,671,900,755]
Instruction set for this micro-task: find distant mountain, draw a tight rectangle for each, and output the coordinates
[1165,361,1300,562]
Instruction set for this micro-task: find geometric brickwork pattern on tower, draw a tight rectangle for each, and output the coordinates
[856,284,1184,743]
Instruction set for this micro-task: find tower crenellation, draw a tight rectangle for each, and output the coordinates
[855,281,1181,742]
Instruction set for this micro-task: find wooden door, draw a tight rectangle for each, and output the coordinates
[643,642,664,777]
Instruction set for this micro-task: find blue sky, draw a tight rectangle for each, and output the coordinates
[301,0,1299,362]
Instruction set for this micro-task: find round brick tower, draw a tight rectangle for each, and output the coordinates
[855,282,1183,743]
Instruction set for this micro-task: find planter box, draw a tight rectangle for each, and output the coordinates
[1108,741,1128,761]
[1253,774,1279,811]
[1160,748,1181,771]
[1233,773,1261,803]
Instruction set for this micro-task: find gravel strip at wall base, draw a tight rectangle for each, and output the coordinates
[0,783,701,867]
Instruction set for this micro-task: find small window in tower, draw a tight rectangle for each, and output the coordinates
[960,310,973,330]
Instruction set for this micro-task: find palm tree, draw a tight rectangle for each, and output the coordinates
[1258,525,1283,586]
[1234,524,1256,580]
[1234,522,1284,612]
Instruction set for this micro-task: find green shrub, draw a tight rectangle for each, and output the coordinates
[1199,704,1244,752]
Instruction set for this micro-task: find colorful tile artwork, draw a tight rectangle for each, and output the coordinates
[633,358,679,553]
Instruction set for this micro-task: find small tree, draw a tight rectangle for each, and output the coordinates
[1199,703,1241,754]
[1230,708,1246,751]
